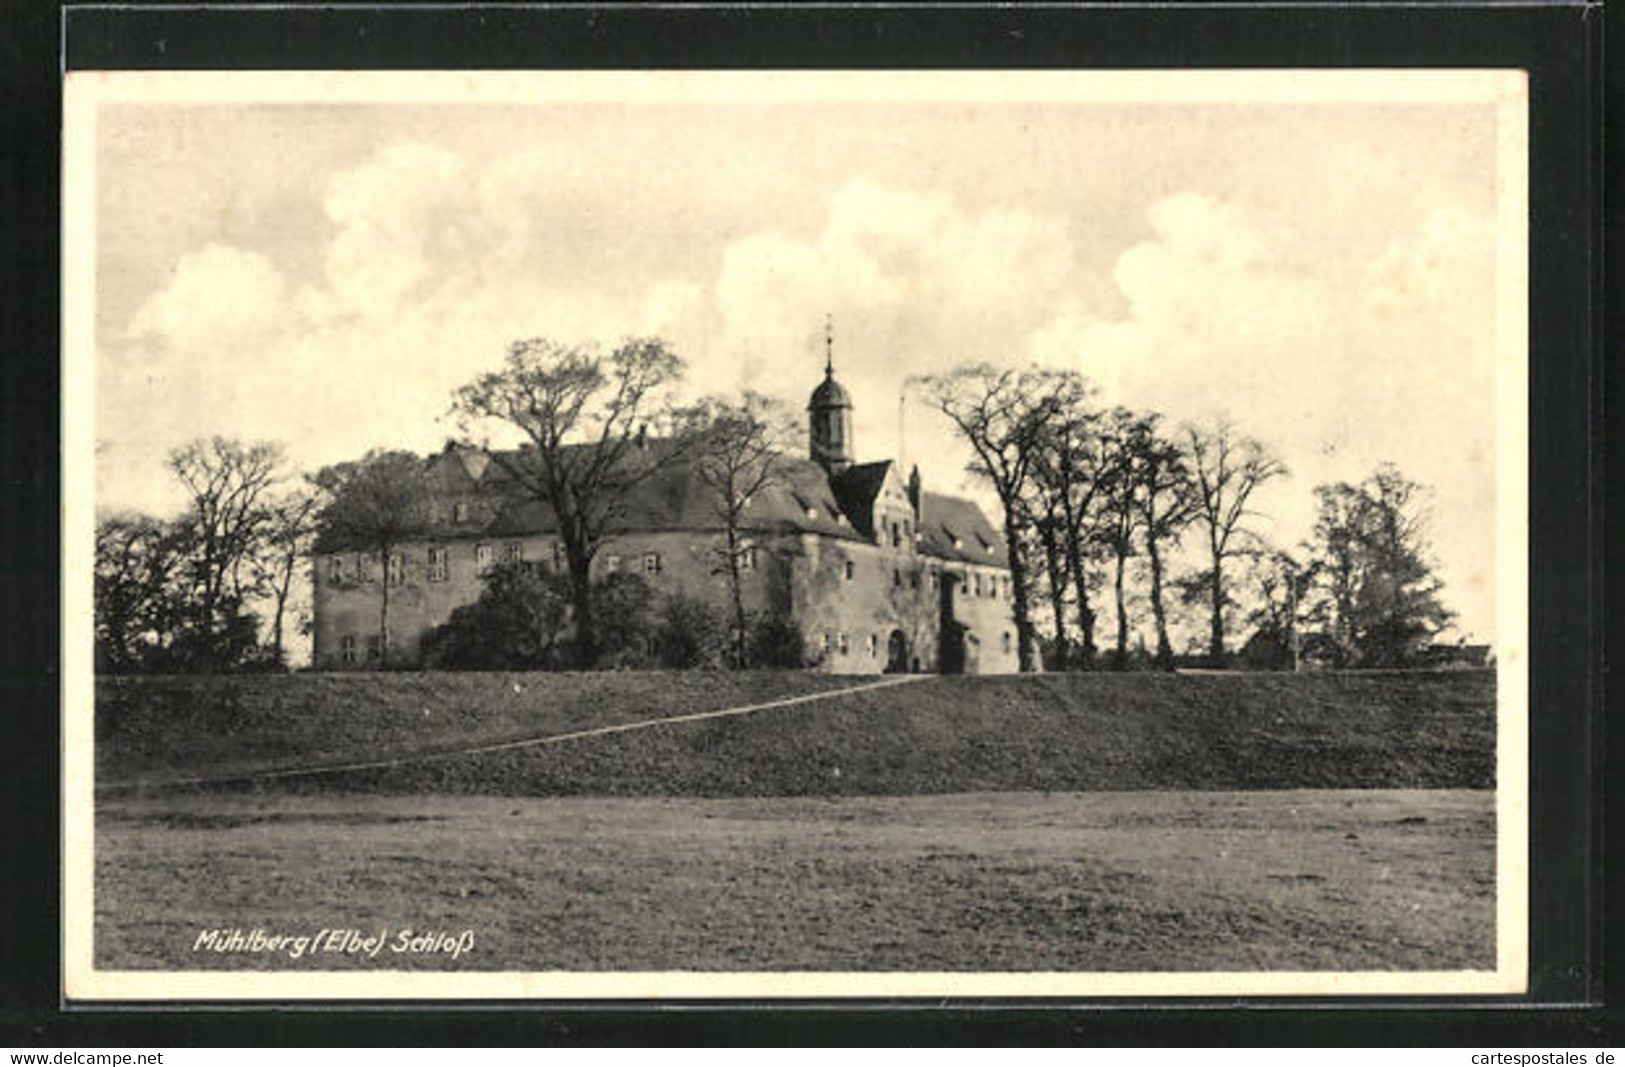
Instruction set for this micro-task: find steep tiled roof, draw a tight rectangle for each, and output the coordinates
[481,452,867,543]
[828,460,893,539]
[916,490,1007,565]
[315,442,1006,564]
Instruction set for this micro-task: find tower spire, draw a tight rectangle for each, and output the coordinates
[808,313,853,474]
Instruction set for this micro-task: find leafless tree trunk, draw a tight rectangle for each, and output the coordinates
[452,337,691,669]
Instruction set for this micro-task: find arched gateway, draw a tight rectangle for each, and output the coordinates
[885,629,909,673]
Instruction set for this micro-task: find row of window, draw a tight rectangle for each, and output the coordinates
[325,543,743,585]
[839,556,1007,600]
[815,630,1015,657]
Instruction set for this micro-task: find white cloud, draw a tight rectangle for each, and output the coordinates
[99,153,1500,641]
[127,243,289,353]
[1030,194,1497,640]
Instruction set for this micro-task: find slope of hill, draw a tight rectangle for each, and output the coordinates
[96,669,1495,795]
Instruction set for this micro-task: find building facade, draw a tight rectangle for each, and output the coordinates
[311,359,1020,674]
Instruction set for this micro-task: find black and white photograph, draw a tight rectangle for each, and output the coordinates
[62,70,1529,1000]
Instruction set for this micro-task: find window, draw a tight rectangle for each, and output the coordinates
[910,569,920,590]
[341,635,357,665]
[844,560,854,581]
[505,542,523,564]
[838,633,849,655]
[891,521,901,547]
[367,635,381,661]
[642,552,662,575]
[739,545,757,572]
[1003,632,1012,654]
[356,554,373,581]
[454,501,470,522]
[475,543,493,571]
[387,552,405,586]
[867,633,878,658]
[973,573,983,596]
[930,569,939,590]
[820,632,831,654]
[428,546,448,582]
[328,556,343,582]
[552,542,567,570]
[893,568,902,588]
[604,554,621,574]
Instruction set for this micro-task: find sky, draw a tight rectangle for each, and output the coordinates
[87,76,1513,647]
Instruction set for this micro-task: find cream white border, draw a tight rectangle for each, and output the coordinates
[61,69,1530,1002]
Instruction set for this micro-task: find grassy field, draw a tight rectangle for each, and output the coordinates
[95,788,1494,972]
[98,669,1495,795]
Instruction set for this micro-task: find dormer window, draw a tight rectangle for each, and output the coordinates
[453,501,470,523]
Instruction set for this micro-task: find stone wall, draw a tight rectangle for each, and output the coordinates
[312,526,1022,674]
[312,528,789,668]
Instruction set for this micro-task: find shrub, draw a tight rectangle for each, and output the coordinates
[748,612,808,669]
[423,561,572,670]
[589,572,658,669]
[653,593,729,669]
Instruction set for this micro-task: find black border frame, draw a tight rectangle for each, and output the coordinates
[0,1,1610,1045]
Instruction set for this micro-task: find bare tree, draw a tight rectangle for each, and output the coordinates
[1243,547,1314,671]
[1185,418,1288,665]
[919,364,1069,672]
[690,392,795,668]
[1028,498,1072,670]
[167,437,284,669]
[249,486,320,667]
[1026,375,1108,669]
[1094,408,1142,669]
[313,450,433,668]
[451,337,690,667]
[94,512,189,672]
[1129,416,1196,669]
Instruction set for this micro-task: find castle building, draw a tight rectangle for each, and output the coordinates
[311,354,1020,674]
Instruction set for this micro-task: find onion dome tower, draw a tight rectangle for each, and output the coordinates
[807,316,854,474]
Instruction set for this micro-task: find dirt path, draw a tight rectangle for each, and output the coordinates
[98,673,928,793]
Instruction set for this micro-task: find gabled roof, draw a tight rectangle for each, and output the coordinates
[315,440,1008,566]
[916,490,1007,565]
[481,451,867,543]
[828,460,893,538]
